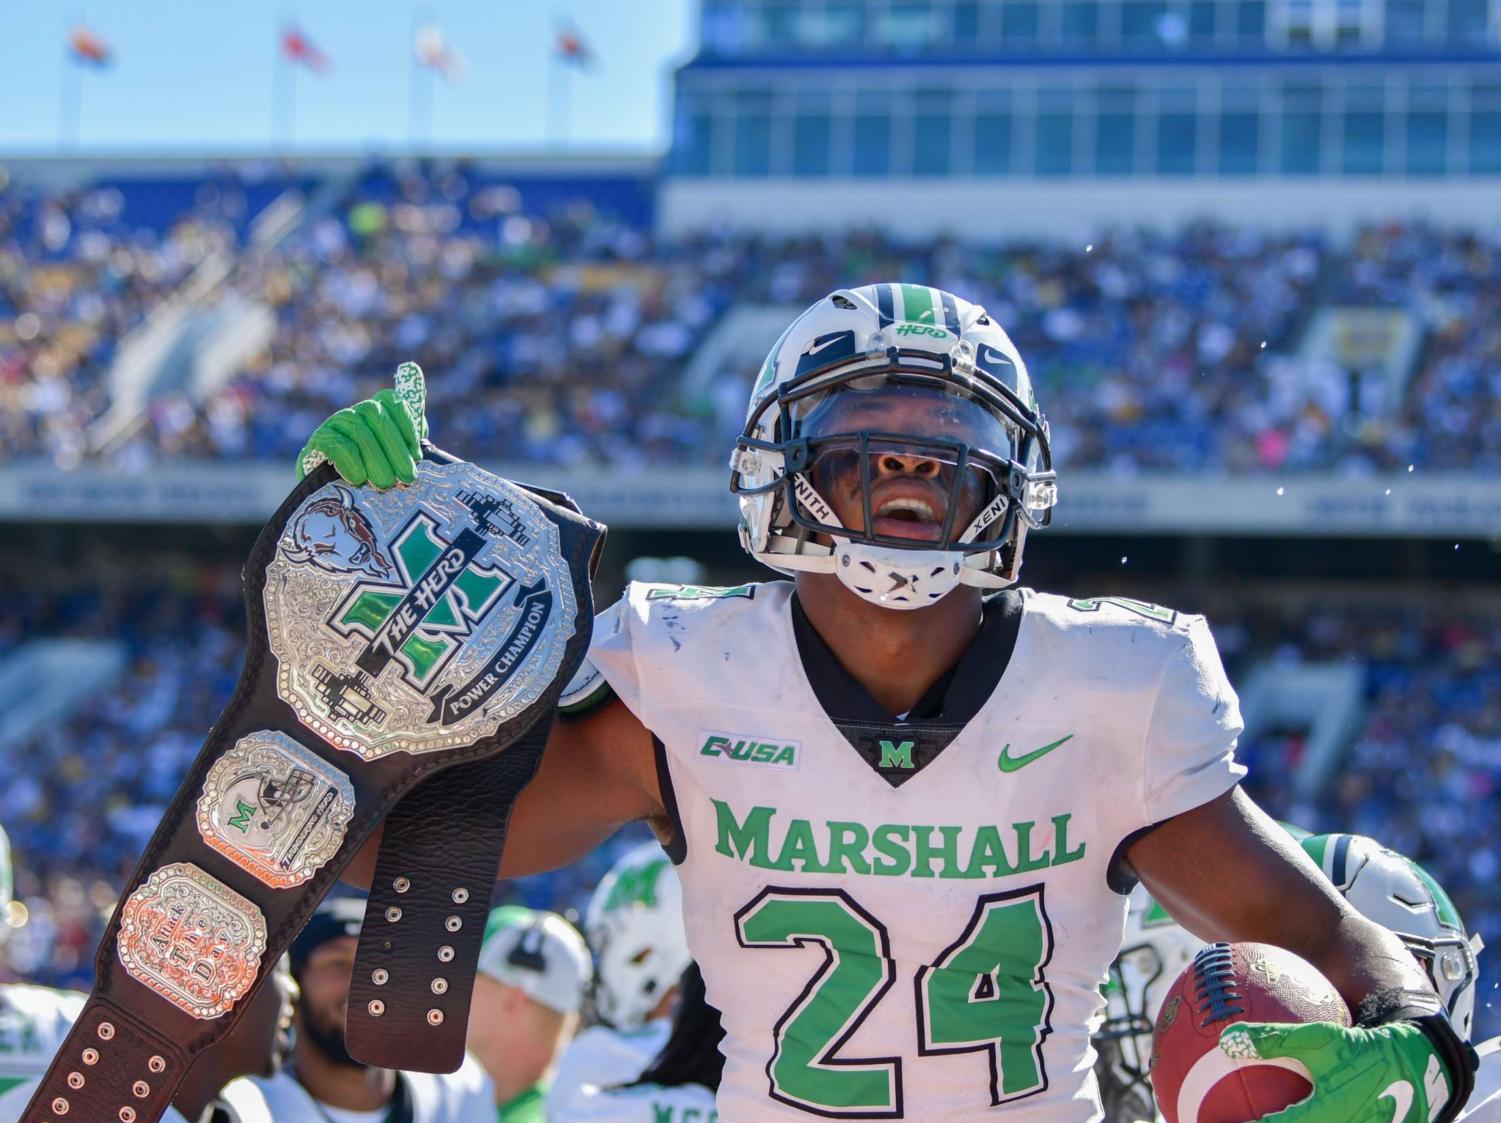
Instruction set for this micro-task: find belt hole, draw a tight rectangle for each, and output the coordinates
[437,946,455,962]
[431,978,448,994]
[445,916,461,932]
[368,999,385,1016]
[393,877,411,893]
[372,969,389,985]
[427,1009,444,1025]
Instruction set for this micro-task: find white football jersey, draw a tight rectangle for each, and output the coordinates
[546,1019,672,1120]
[249,1055,495,1123]
[588,581,1244,1122]
[559,1079,719,1122]
[0,984,87,1097]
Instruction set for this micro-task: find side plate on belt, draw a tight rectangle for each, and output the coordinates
[117,863,267,1019]
[197,731,356,888]
[263,463,579,759]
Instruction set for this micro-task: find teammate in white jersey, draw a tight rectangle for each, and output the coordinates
[316,284,1478,1121]
[556,963,722,1123]
[0,958,296,1123]
[269,896,496,1123]
[547,843,691,1121]
[1095,831,1488,1123]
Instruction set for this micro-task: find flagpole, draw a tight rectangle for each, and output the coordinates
[409,9,433,149]
[59,54,81,151]
[546,55,568,149]
[273,18,293,151]
[59,13,83,151]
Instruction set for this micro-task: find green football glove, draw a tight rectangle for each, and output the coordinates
[1220,1020,1451,1123]
[296,361,430,488]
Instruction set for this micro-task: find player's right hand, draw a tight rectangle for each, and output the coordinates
[296,361,429,488]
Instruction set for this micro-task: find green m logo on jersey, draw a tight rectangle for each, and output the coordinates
[879,739,915,769]
[331,511,513,692]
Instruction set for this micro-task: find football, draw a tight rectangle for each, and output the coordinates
[1149,942,1351,1123]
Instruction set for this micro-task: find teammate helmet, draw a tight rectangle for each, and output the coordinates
[1097,884,1203,1106]
[1299,832,1483,1039]
[585,842,691,1030]
[0,822,11,944]
[730,283,1056,609]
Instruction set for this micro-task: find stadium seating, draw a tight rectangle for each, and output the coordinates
[3,162,1498,474]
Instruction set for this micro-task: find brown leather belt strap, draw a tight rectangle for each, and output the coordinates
[346,727,550,1072]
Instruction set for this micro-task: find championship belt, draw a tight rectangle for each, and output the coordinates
[21,449,603,1123]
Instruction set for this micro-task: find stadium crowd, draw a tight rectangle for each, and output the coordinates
[1,162,1498,474]
[0,575,1497,1039]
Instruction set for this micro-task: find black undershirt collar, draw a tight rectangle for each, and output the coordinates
[788,588,1024,785]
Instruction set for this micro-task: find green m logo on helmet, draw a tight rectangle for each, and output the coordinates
[601,857,668,913]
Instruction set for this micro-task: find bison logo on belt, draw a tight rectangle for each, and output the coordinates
[281,485,393,579]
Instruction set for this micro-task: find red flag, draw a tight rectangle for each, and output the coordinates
[281,26,330,73]
[67,25,112,67]
[554,26,593,68]
[415,24,466,81]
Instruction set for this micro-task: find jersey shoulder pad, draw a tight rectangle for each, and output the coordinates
[1049,591,1194,632]
[560,655,611,716]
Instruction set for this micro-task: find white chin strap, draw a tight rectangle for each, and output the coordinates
[833,540,964,610]
[791,476,1007,611]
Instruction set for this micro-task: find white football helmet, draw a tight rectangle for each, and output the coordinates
[585,843,691,1030]
[731,283,1056,609]
[1300,832,1482,1039]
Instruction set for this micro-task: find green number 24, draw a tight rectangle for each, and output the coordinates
[735,886,1053,1117]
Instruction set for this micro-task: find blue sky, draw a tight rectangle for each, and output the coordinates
[0,0,699,154]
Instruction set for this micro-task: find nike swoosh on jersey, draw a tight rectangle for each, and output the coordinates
[997,734,1074,773]
[1380,1078,1414,1123]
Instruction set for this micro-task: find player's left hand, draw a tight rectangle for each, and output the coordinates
[1221,1020,1451,1122]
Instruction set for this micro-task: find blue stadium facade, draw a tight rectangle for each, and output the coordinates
[662,0,1501,232]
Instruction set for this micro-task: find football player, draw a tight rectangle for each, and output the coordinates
[1095,832,1490,1122]
[0,823,88,1101]
[553,962,722,1123]
[546,843,692,1120]
[468,905,593,1121]
[309,285,1477,1121]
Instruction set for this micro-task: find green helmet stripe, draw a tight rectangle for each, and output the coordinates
[899,283,937,325]
[1299,833,1330,873]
